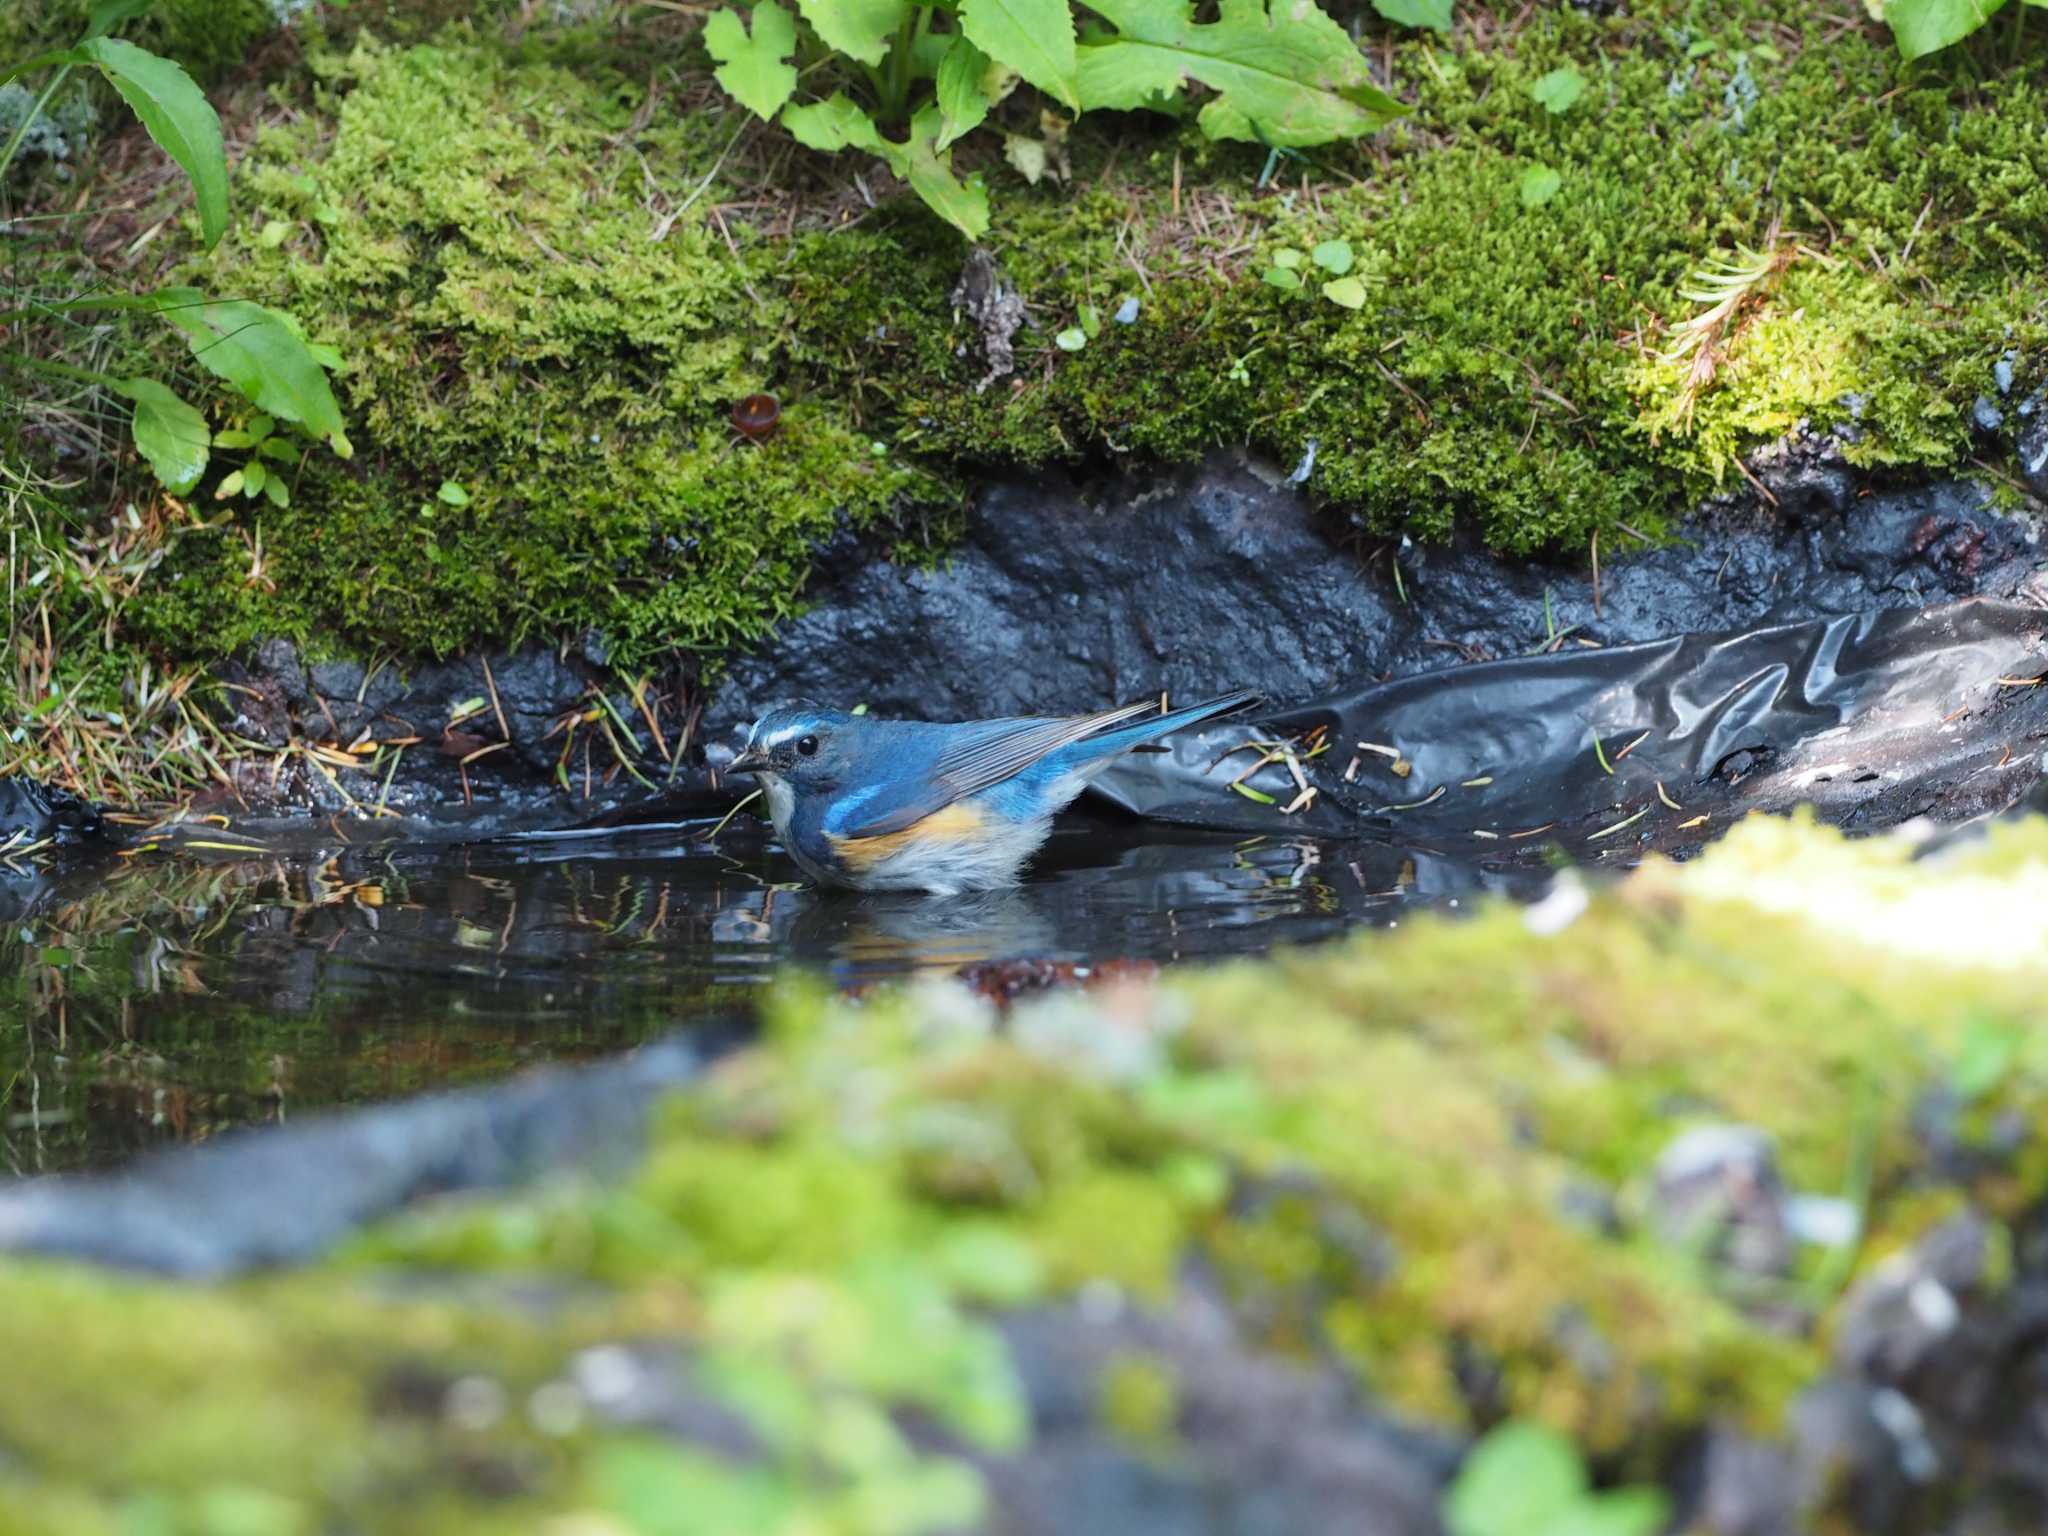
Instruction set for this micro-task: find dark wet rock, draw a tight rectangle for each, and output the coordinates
[0,774,103,845]
[0,1033,726,1276]
[2019,408,2048,502]
[1686,1424,1800,1536]
[976,1278,1455,1536]
[706,453,2044,736]
[1650,1125,1794,1279]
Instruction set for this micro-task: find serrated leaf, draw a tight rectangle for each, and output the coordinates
[1519,163,1561,207]
[702,3,798,119]
[1883,0,2008,56]
[901,107,989,239]
[1529,65,1584,113]
[1078,0,1406,148]
[782,93,886,152]
[1054,327,1087,351]
[959,0,1080,111]
[1311,238,1353,273]
[153,288,349,452]
[794,0,913,65]
[935,35,995,150]
[77,37,228,248]
[85,0,157,40]
[1321,275,1366,308]
[1372,0,1454,32]
[117,377,207,493]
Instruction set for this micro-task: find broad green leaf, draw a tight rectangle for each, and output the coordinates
[959,0,1080,111]
[242,460,267,496]
[154,287,350,454]
[263,474,288,507]
[78,37,227,248]
[901,108,989,239]
[1077,0,1406,149]
[1321,275,1366,308]
[1078,302,1101,337]
[794,0,913,65]
[85,0,157,40]
[1444,1423,1586,1536]
[1270,247,1304,268]
[1547,1488,1671,1536]
[117,377,207,493]
[437,479,471,506]
[1311,238,1353,273]
[1372,0,1453,31]
[211,428,254,449]
[1884,0,2009,55]
[702,3,798,119]
[782,93,886,152]
[258,218,290,247]
[1054,327,1087,351]
[257,436,296,463]
[1261,266,1303,291]
[1519,163,1561,207]
[214,469,244,499]
[935,35,995,150]
[1529,65,1584,113]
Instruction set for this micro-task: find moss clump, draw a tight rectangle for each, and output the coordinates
[134,36,948,667]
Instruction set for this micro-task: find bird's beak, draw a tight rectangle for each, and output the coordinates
[728,748,770,776]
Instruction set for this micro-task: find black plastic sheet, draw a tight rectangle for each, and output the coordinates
[1093,598,2048,857]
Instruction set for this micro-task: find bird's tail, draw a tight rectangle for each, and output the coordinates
[1058,688,1262,765]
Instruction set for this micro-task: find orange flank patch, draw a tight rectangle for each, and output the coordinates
[829,802,986,872]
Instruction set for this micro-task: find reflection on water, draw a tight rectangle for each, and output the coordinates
[0,813,1550,1171]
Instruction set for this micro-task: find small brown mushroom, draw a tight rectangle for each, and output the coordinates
[731,393,781,442]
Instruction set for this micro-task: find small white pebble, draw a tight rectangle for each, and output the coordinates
[1908,1276,1961,1335]
[1523,873,1590,936]
[573,1345,642,1408]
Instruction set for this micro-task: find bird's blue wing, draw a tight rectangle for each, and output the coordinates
[834,701,1159,839]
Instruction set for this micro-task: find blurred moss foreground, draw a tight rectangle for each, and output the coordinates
[3,812,2048,1531]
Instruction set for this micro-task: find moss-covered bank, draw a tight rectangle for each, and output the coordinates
[5,813,2048,1528]
[10,2,2048,684]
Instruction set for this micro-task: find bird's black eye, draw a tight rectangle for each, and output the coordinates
[796,734,818,757]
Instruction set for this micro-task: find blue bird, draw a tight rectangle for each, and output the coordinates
[727,691,1259,894]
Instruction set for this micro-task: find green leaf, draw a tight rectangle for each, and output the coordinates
[901,108,989,239]
[935,35,996,150]
[242,460,267,497]
[1519,163,1561,207]
[85,0,157,40]
[263,474,289,508]
[214,469,245,500]
[1529,65,1584,113]
[1953,1015,2022,1103]
[1078,302,1101,337]
[1321,275,1367,308]
[77,37,228,248]
[959,0,1081,112]
[258,218,291,247]
[793,0,913,65]
[1542,1488,1670,1536]
[1270,247,1304,268]
[257,436,297,463]
[1444,1422,1587,1536]
[1372,0,1453,32]
[117,377,207,493]
[211,429,255,449]
[782,93,886,152]
[1261,266,1303,291]
[1077,0,1404,147]
[437,479,471,506]
[1054,327,1088,351]
[1884,0,2008,57]
[153,287,350,454]
[1311,238,1353,273]
[702,3,798,119]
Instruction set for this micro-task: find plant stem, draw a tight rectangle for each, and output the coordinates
[0,63,74,188]
[883,6,931,125]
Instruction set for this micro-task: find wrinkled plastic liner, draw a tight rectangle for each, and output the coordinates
[1093,598,2048,858]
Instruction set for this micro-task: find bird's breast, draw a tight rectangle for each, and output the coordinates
[827,800,988,874]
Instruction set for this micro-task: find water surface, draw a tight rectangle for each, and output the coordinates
[0,814,1544,1172]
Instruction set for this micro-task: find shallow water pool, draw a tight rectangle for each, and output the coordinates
[0,813,1547,1172]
